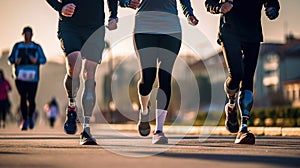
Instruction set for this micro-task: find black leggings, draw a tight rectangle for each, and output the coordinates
[0,99,9,122]
[221,36,260,91]
[15,80,38,120]
[134,33,182,110]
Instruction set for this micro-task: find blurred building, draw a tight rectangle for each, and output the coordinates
[256,34,300,107]
[283,78,300,107]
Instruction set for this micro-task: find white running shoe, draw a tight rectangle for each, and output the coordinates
[152,130,168,144]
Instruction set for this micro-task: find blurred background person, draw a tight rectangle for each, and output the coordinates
[44,97,60,128]
[0,69,12,128]
[8,26,47,131]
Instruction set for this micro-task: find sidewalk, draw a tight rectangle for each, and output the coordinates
[109,124,300,136]
[3,122,300,136]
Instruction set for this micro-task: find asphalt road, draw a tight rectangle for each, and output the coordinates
[0,124,299,168]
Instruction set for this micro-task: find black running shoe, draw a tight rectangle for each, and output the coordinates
[29,117,34,129]
[20,119,28,131]
[64,106,77,134]
[224,97,239,133]
[80,127,97,145]
[137,109,151,136]
[235,130,255,144]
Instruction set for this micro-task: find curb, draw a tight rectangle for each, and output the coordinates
[108,124,300,136]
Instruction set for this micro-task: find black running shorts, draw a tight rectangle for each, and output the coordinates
[58,26,105,63]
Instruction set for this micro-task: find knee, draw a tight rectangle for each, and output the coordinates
[66,51,82,78]
[138,69,156,96]
[28,99,36,105]
[229,69,244,82]
[138,81,153,96]
[64,74,80,98]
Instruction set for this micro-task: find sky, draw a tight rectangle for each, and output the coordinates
[0,0,300,63]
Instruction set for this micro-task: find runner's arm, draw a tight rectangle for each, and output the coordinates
[46,0,63,13]
[205,0,223,14]
[179,0,195,17]
[108,0,118,19]
[36,44,47,64]
[8,43,19,65]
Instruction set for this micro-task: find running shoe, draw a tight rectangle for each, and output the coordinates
[224,97,239,133]
[235,129,255,144]
[80,127,97,145]
[137,109,151,136]
[20,119,28,131]
[152,130,168,144]
[29,117,34,129]
[64,106,77,134]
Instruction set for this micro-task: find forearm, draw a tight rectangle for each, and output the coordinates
[119,0,130,7]
[205,0,223,14]
[108,0,118,18]
[8,44,18,64]
[179,0,194,17]
[37,46,47,64]
[46,0,63,13]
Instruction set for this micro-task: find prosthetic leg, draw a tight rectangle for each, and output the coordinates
[224,82,239,133]
[64,75,80,134]
[65,75,80,107]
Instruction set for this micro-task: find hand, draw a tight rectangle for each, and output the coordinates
[128,0,140,10]
[106,18,118,31]
[15,58,22,65]
[29,55,38,64]
[61,3,76,17]
[266,7,279,20]
[220,2,233,14]
[188,16,199,26]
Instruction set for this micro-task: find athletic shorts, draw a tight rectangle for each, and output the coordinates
[58,26,105,63]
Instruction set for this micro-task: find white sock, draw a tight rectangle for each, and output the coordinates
[155,109,167,132]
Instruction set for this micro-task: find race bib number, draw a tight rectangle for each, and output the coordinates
[17,69,36,81]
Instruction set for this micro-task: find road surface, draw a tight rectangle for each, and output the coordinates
[0,123,299,168]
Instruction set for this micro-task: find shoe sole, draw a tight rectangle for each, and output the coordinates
[138,122,150,136]
[235,135,255,145]
[80,140,98,145]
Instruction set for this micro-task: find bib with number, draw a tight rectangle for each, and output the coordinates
[16,65,38,82]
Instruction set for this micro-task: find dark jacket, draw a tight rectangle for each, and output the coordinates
[8,42,47,82]
[205,0,280,43]
[47,0,118,28]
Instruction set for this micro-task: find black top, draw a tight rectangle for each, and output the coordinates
[205,0,280,42]
[47,0,118,28]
